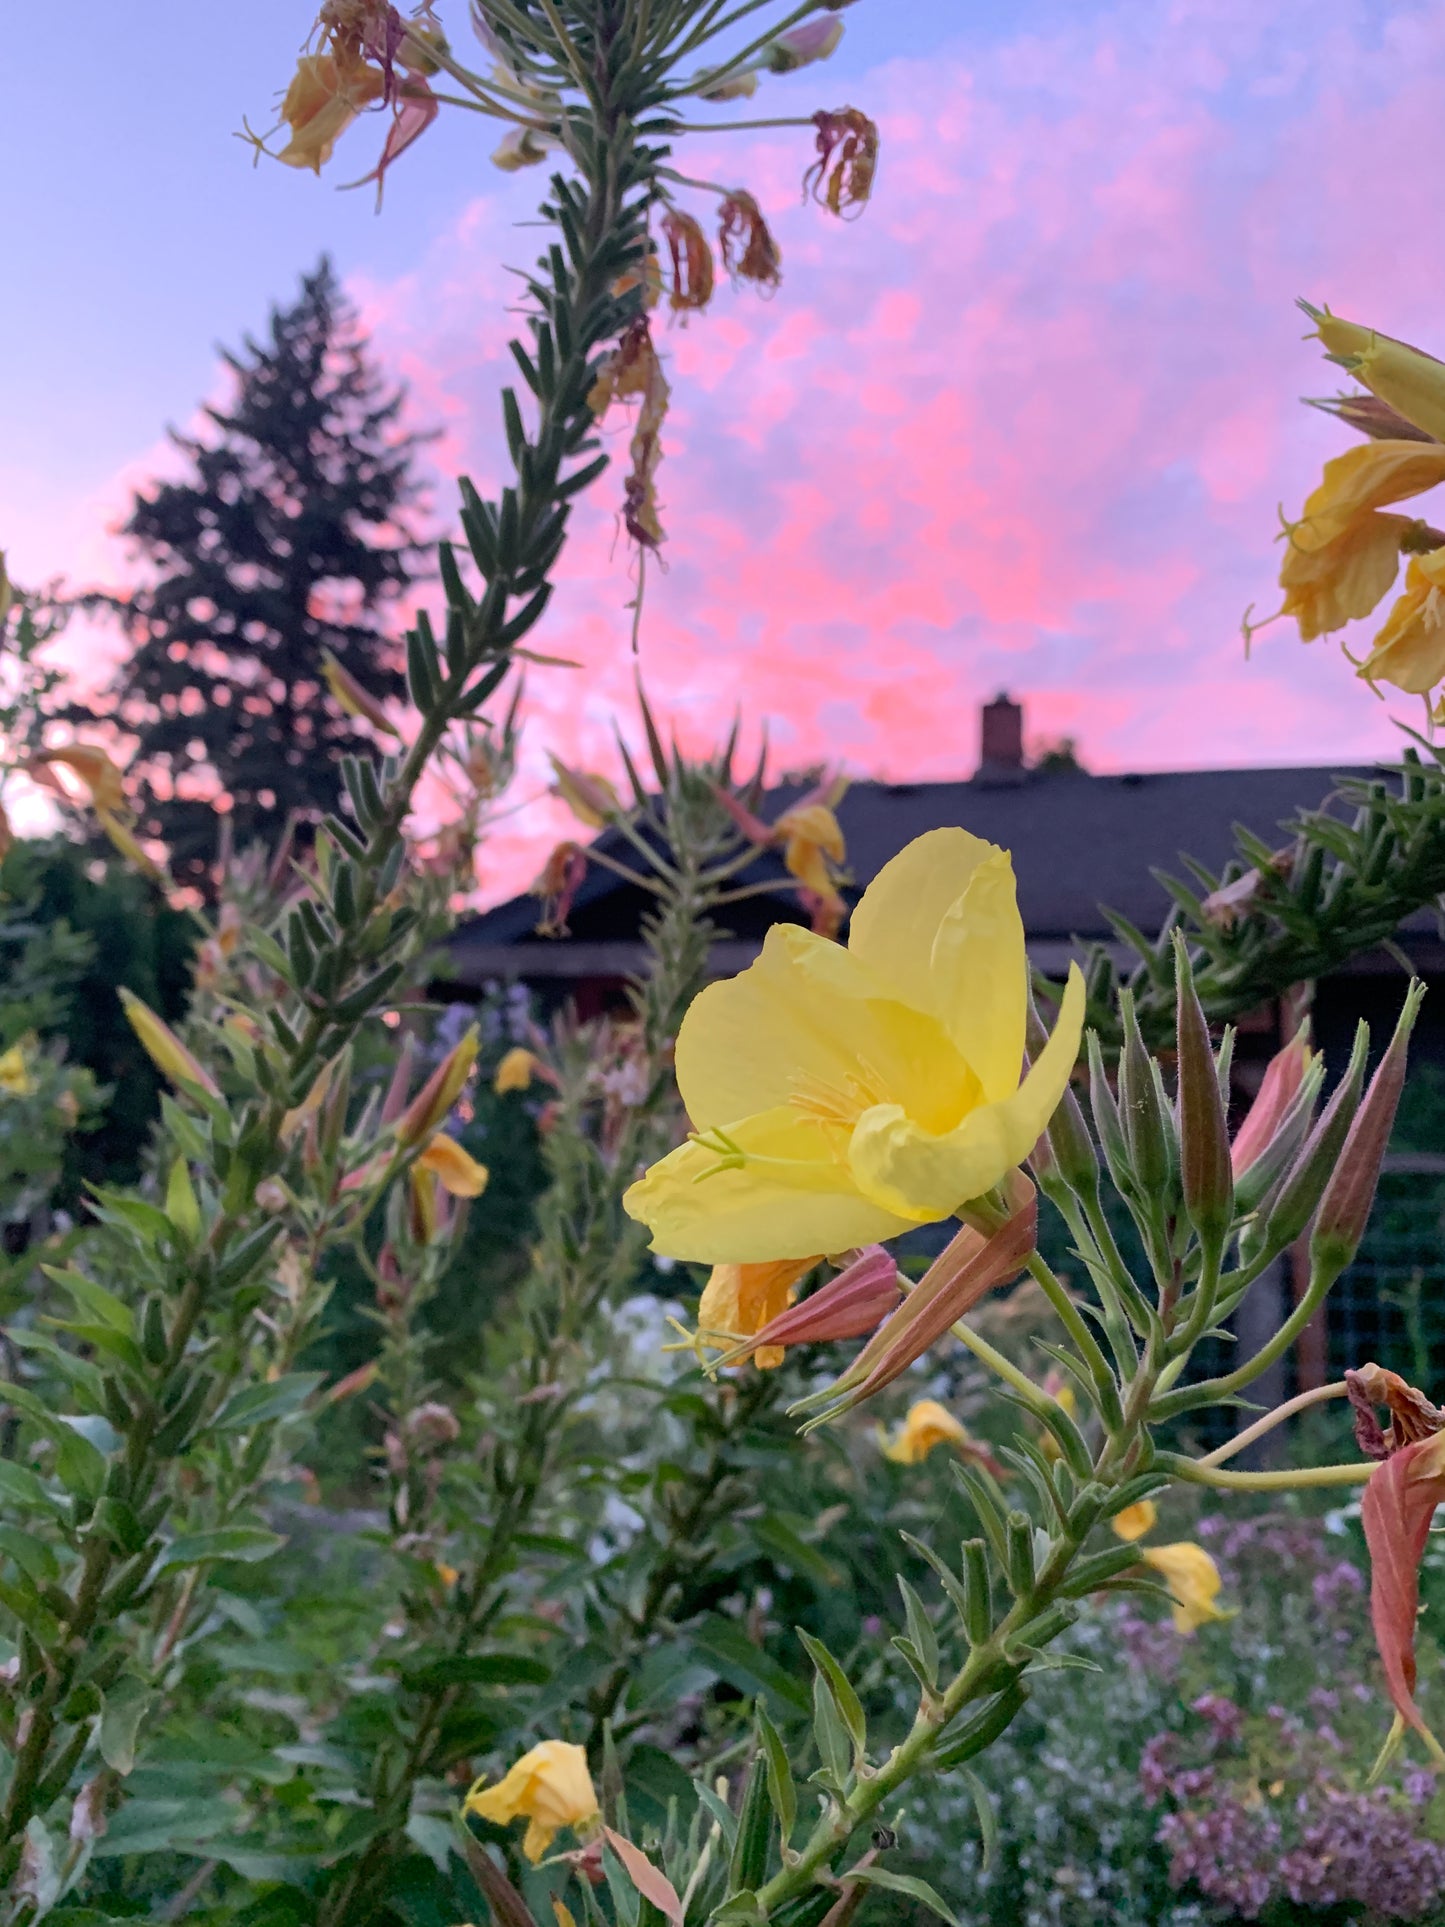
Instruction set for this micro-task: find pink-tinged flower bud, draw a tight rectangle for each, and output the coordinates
[1311,981,1424,1280]
[1259,1023,1369,1255]
[1174,940,1233,1247]
[799,1179,1037,1421]
[322,650,402,738]
[717,1245,900,1365]
[547,753,620,829]
[1307,391,1440,445]
[764,14,844,72]
[395,1027,479,1147]
[118,989,221,1101]
[1231,1024,1314,1180]
[709,781,773,846]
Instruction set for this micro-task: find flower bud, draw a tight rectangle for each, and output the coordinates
[490,124,551,172]
[1025,988,1097,1199]
[1086,1030,1134,1200]
[118,988,221,1100]
[1173,939,1233,1248]
[716,1244,900,1365]
[395,1027,479,1146]
[764,14,844,72]
[1310,982,1424,1280]
[322,650,402,738]
[1118,990,1174,1202]
[1259,1021,1369,1255]
[547,753,619,829]
[1231,1023,1314,1181]
[698,70,759,103]
[1307,302,1445,444]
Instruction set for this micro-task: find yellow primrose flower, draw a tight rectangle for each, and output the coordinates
[1141,1542,1234,1636]
[882,1398,970,1464]
[494,1046,538,1095]
[1311,308,1445,445]
[1276,511,1414,641]
[623,828,1085,1262]
[697,1256,816,1369]
[464,1740,600,1864]
[1110,1499,1158,1543]
[1356,548,1445,696]
[416,1132,490,1198]
[0,1044,32,1096]
[278,51,385,172]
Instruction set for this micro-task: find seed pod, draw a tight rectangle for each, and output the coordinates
[1260,1022,1369,1255]
[1118,990,1173,1200]
[1173,938,1233,1248]
[141,1296,168,1367]
[961,1538,993,1644]
[1005,1511,1036,1598]
[1311,982,1424,1279]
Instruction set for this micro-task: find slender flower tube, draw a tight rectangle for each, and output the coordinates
[697,1255,816,1369]
[624,828,1084,1262]
[713,1244,901,1365]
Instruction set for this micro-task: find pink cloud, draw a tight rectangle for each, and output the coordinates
[49,0,1445,899]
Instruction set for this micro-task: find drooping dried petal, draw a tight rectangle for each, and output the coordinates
[531,841,587,936]
[803,108,879,218]
[1346,1362,1445,1458]
[1361,1433,1445,1754]
[718,190,782,292]
[660,209,715,314]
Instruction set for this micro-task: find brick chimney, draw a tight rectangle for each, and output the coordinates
[977,691,1024,779]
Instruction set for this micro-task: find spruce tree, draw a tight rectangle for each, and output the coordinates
[79,259,428,891]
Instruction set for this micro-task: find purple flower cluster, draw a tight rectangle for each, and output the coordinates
[1142,1695,1445,1920]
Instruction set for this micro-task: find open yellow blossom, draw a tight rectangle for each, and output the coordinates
[1311,308,1445,445]
[1141,1543,1233,1635]
[1356,548,1445,696]
[882,1398,970,1464]
[697,1256,815,1369]
[0,1044,33,1096]
[1110,1498,1158,1543]
[1287,440,1445,553]
[465,1740,600,1864]
[623,829,1085,1262]
[416,1133,490,1199]
[494,1046,538,1095]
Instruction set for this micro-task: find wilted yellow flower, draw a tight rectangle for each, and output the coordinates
[1310,307,1445,445]
[697,1256,816,1369]
[776,802,846,902]
[395,1028,479,1146]
[278,51,385,172]
[464,1740,600,1863]
[1275,512,1415,641]
[882,1398,970,1464]
[623,828,1085,1261]
[1111,1499,1158,1543]
[119,989,220,1100]
[491,124,553,172]
[718,190,782,293]
[0,1044,33,1096]
[1141,1542,1233,1635]
[661,208,715,314]
[1356,548,1445,696]
[28,745,127,815]
[803,108,879,218]
[494,1046,539,1095]
[322,651,401,737]
[416,1132,489,1198]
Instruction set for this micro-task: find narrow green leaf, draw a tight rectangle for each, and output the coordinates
[157,1527,285,1570]
[961,1767,998,1870]
[99,1675,155,1776]
[755,1704,796,1843]
[212,1374,324,1433]
[845,1867,961,1925]
[796,1629,865,1758]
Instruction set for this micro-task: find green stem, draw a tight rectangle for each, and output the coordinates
[1199,1380,1349,1468]
[1024,1250,1123,1429]
[1151,1255,1344,1421]
[1156,1449,1371,1491]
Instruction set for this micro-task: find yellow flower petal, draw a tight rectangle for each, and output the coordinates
[883,1398,970,1464]
[1142,1542,1234,1635]
[928,847,1027,1100]
[0,1044,32,1096]
[1111,1499,1158,1543]
[1356,548,1445,695]
[1292,440,1445,551]
[847,827,996,1020]
[1278,511,1412,640]
[464,1741,599,1865]
[494,1046,538,1095]
[624,1105,914,1263]
[417,1133,490,1199]
[1313,312,1445,445]
[697,1256,814,1369]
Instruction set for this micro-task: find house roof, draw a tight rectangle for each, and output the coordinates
[448,760,1439,988]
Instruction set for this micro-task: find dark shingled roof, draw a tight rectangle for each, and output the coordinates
[449,760,1444,988]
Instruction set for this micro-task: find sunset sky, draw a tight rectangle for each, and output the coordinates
[6,0,1442,896]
